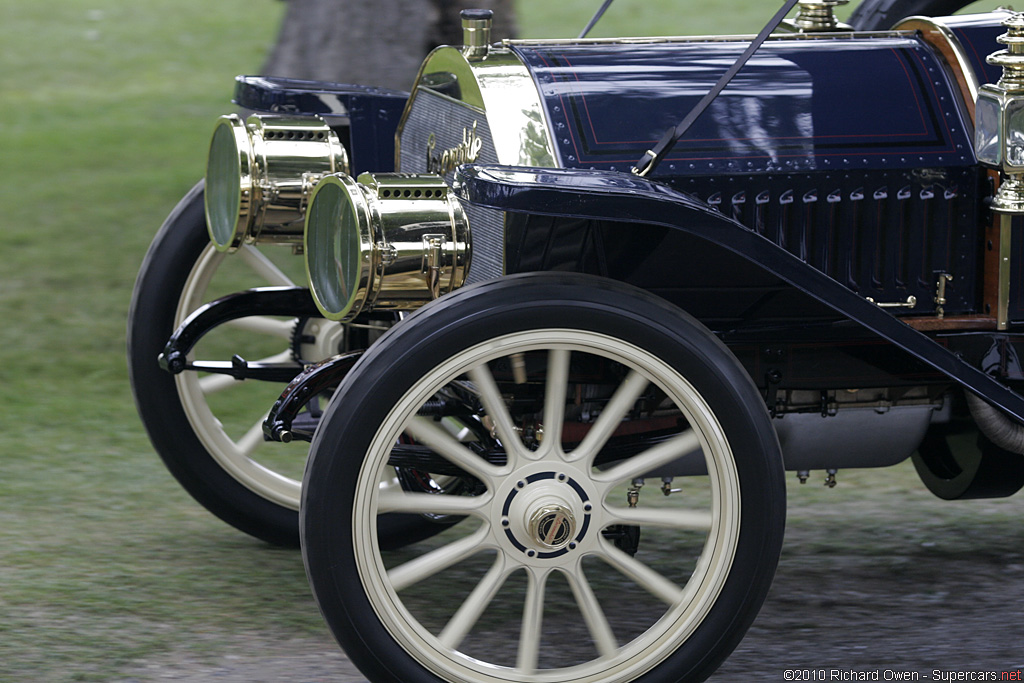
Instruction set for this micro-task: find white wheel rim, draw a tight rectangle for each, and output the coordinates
[351,330,742,682]
[174,243,313,509]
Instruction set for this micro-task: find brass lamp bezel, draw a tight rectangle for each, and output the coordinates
[205,114,255,252]
[304,173,378,322]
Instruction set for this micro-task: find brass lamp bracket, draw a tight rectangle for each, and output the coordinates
[422,234,447,299]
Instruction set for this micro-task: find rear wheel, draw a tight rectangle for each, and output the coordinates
[129,182,349,546]
[913,419,1024,499]
[302,273,785,683]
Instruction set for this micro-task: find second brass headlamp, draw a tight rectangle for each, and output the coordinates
[304,173,471,321]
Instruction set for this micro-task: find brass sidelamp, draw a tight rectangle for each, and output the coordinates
[976,12,1024,328]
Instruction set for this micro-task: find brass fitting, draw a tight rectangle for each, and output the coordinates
[784,0,852,32]
[462,9,492,59]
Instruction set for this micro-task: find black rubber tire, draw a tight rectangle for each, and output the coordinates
[849,0,976,30]
[302,272,786,683]
[128,182,302,546]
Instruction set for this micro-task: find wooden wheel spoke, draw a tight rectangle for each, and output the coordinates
[570,370,649,465]
[377,490,488,517]
[237,244,295,286]
[469,364,528,465]
[563,566,618,658]
[604,505,713,532]
[596,429,701,484]
[224,316,295,339]
[438,555,510,649]
[515,570,547,674]
[538,349,570,459]
[387,526,490,592]
[599,540,684,606]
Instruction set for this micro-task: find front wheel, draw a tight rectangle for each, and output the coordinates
[302,273,786,683]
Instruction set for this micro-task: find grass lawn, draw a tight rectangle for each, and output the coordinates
[1,0,1021,681]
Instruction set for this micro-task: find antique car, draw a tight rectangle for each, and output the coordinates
[128,0,1024,679]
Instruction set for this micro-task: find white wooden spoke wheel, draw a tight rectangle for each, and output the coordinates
[302,273,785,683]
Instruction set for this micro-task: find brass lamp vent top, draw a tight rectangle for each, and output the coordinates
[989,12,1024,92]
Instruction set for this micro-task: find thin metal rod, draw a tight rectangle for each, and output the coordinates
[999,212,1013,330]
[632,0,800,176]
[578,0,616,39]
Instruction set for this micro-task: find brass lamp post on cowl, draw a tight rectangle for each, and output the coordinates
[781,0,852,33]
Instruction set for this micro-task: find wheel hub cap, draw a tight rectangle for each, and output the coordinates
[500,470,592,559]
[529,503,576,549]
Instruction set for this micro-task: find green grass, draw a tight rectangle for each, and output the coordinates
[1,0,1021,681]
[518,0,776,38]
[0,1,305,680]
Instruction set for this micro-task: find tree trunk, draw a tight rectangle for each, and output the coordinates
[261,0,517,92]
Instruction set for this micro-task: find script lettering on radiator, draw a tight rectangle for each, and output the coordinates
[426,121,482,175]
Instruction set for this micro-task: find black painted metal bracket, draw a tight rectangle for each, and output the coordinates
[158,286,321,378]
[263,351,363,443]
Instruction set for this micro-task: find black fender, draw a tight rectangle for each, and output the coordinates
[453,164,1024,423]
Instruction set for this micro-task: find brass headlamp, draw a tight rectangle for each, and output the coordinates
[304,173,470,321]
[205,114,348,252]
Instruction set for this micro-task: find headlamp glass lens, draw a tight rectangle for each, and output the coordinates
[1006,97,1024,169]
[306,179,362,319]
[206,122,243,249]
